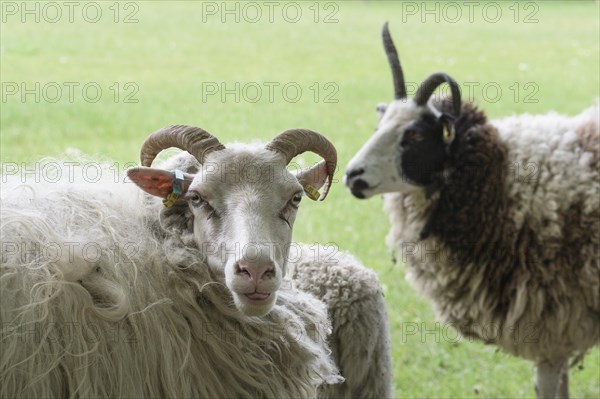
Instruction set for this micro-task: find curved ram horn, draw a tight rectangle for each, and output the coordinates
[414,72,462,119]
[382,22,407,100]
[265,129,337,200]
[139,125,226,167]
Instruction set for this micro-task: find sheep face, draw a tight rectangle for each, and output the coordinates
[129,142,333,317]
[345,100,449,198]
[345,23,461,199]
[187,147,306,316]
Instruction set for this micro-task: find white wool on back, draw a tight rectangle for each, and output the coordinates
[0,157,341,398]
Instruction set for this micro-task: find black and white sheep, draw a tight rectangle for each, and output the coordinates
[1,126,392,398]
[344,23,599,398]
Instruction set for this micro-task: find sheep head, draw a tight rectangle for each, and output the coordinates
[127,125,336,317]
[345,22,462,199]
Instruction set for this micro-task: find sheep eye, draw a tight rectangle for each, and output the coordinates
[289,192,302,208]
[404,129,424,142]
[185,192,204,207]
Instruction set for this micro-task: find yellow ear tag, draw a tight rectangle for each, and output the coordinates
[162,169,184,208]
[443,125,451,142]
[163,192,179,208]
[303,184,320,201]
[443,123,456,144]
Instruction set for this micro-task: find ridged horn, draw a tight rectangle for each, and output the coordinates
[382,22,407,100]
[414,72,462,118]
[265,129,337,200]
[139,125,225,167]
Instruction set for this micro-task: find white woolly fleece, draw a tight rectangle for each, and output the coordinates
[0,158,342,398]
[289,248,394,399]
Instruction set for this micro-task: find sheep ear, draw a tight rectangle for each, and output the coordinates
[127,166,193,198]
[294,160,330,200]
[440,114,456,144]
[376,103,388,120]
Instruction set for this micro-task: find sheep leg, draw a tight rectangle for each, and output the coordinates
[557,367,569,399]
[535,360,568,399]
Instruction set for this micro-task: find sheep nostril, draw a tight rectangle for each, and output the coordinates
[235,261,276,281]
[263,267,275,279]
[346,167,365,180]
[235,263,251,277]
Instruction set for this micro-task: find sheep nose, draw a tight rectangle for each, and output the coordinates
[344,168,369,199]
[349,179,369,199]
[235,260,275,283]
[345,167,365,180]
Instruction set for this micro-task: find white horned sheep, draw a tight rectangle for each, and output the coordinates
[344,23,599,399]
[1,125,393,398]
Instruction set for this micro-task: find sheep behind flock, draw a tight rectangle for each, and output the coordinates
[1,126,392,398]
[345,23,599,398]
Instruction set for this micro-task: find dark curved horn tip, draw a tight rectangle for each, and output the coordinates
[414,72,462,119]
[381,21,407,100]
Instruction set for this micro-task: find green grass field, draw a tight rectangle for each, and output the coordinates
[2,1,599,397]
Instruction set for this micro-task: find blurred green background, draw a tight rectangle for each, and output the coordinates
[1,1,599,397]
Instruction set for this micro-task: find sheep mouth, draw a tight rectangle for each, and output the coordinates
[244,292,271,303]
[350,181,380,199]
[234,291,277,316]
[350,187,367,199]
